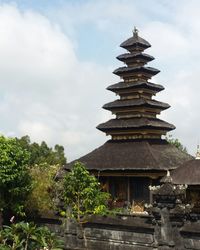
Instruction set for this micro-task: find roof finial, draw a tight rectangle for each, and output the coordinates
[196,144,200,159]
[133,26,139,38]
[161,170,172,183]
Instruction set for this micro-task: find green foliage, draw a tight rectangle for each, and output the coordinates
[16,135,66,166]
[62,162,110,222]
[0,135,32,217]
[0,134,67,219]
[25,163,60,217]
[166,134,187,153]
[0,221,63,249]
[15,135,67,216]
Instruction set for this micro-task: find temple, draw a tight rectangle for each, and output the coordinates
[171,146,200,212]
[64,28,192,207]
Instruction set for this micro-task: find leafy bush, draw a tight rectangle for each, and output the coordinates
[0,135,32,220]
[25,163,60,217]
[62,162,110,222]
[15,135,67,217]
[0,133,68,222]
[0,221,63,250]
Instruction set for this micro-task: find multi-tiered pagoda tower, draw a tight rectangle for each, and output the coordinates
[97,28,174,141]
[64,29,192,205]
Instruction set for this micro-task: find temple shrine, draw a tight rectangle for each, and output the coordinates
[171,146,200,212]
[64,28,192,207]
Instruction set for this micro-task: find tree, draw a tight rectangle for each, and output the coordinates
[16,135,67,166]
[25,163,59,217]
[166,135,187,153]
[15,135,67,217]
[62,162,110,222]
[0,134,67,220]
[54,144,66,166]
[0,136,31,220]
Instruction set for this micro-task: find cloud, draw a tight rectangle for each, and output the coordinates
[0,3,114,160]
[19,120,53,142]
[1,0,200,161]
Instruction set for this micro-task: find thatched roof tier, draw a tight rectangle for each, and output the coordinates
[64,140,192,171]
[171,159,200,185]
[103,99,170,111]
[120,33,151,51]
[97,117,175,132]
[113,66,160,77]
[116,53,154,63]
[107,81,164,93]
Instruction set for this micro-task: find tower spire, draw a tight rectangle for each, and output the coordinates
[97,29,175,140]
[133,26,139,37]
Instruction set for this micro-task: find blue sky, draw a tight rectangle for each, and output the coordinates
[0,0,180,64]
[0,0,199,160]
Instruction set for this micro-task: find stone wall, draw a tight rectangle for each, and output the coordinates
[41,213,200,250]
[64,215,155,250]
[42,174,200,250]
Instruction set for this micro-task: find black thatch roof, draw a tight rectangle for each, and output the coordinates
[103,98,170,111]
[116,53,154,63]
[120,35,151,50]
[113,66,160,77]
[107,81,164,93]
[171,159,200,185]
[97,117,175,132]
[64,140,192,171]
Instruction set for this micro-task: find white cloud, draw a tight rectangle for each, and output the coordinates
[0,3,114,160]
[19,120,53,142]
[1,0,200,161]
[143,22,190,61]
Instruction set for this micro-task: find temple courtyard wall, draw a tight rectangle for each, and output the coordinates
[31,177,200,250]
[39,213,200,250]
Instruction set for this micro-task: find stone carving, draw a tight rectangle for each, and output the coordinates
[148,171,191,249]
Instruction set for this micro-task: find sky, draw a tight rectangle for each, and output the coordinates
[0,0,199,161]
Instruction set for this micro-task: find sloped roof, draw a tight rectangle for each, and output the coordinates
[103,98,170,111]
[113,66,160,77]
[117,53,154,62]
[97,118,175,132]
[171,159,200,185]
[120,35,151,50]
[107,81,164,92]
[64,140,192,171]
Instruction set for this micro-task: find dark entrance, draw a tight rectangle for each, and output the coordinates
[109,177,127,202]
[130,177,150,204]
[101,176,150,207]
